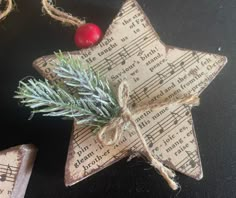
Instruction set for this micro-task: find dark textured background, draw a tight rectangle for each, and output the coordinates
[0,0,235,197]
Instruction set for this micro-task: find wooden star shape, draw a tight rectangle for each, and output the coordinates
[33,0,227,187]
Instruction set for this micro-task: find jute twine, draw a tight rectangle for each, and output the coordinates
[0,0,13,21]
[41,0,85,27]
[97,81,199,190]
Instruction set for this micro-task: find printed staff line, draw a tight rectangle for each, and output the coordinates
[95,31,156,73]
[73,126,93,143]
[75,102,184,154]
[128,50,192,95]
[0,168,18,174]
[178,153,198,171]
[0,174,16,180]
[0,164,18,170]
[75,100,184,147]
[138,111,190,152]
[145,109,188,144]
[0,169,17,175]
[130,49,193,92]
[142,108,186,144]
[187,162,199,175]
[114,4,137,22]
[92,29,153,70]
[134,109,190,154]
[114,1,137,21]
[94,31,156,74]
[143,105,186,136]
[99,34,158,76]
[128,50,199,96]
[129,53,206,103]
[73,127,95,147]
[175,150,198,168]
[0,179,15,183]
[102,107,189,166]
[128,54,206,106]
[113,0,135,18]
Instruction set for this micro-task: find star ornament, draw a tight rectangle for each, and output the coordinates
[33,0,227,187]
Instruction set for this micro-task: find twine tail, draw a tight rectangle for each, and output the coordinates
[129,118,179,190]
[0,0,13,21]
[41,0,85,27]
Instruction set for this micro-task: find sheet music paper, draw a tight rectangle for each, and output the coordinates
[33,0,227,186]
[0,145,37,198]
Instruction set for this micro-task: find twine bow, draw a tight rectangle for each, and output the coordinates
[97,80,200,190]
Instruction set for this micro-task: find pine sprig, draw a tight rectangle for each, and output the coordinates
[15,52,121,131]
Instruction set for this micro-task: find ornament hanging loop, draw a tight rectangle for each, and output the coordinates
[41,0,85,27]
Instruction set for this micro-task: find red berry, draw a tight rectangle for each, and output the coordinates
[74,23,103,48]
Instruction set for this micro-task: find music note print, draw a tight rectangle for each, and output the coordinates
[170,112,182,125]
[192,51,200,63]
[168,63,175,75]
[0,164,12,183]
[143,87,149,98]
[158,122,164,134]
[183,104,190,116]
[156,72,165,84]
[118,47,130,65]
[104,58,114,71]
[136,43,144,56]
[179,61,186,72]
[146,134,154,148]
[185,150,196,168]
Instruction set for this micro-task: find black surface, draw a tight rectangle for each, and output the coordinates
[0,0,235,197]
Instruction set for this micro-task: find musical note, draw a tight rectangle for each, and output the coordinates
[146,134,154,148]
[104,58,114,71]
[192,51,200,63]
[143,36,148,41]
[180,61,186,71]
[158,122,164,134]
[156,72,165,84]
[168,63,175,75]
[118,12,123,17]
[0,165,12,182]
[184,105,190,116]
[118,47,130,65]
[170,112,182,124]
[136,43,144,56]
[185,151,196,168]
[143,87,149,98]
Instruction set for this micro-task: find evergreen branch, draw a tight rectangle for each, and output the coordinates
[14,52,121,131]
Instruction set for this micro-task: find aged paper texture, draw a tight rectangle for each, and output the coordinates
[33,0,227,186]
[0,145,37,198]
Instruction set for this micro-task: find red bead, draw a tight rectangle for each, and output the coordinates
[74,23,103,48]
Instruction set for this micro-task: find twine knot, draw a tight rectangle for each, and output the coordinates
[97,80,200,190]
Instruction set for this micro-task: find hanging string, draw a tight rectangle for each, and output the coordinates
[41,0,85,27]
[0,0,13,21]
